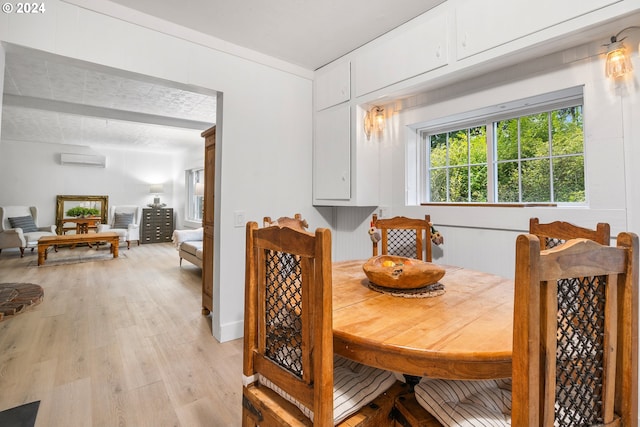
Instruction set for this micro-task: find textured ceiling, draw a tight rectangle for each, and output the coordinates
[2,45,216,152]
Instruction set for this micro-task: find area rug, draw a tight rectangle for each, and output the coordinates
[0,283,44,321]
[28,247,127,267]
[0,401,40,426]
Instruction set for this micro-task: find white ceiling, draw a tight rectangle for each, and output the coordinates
[1,1,443,151]
[107,0,445,71]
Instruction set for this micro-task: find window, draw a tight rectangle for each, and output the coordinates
[186,168,204,222]
[428,126,488,202]
[421,91,585,204]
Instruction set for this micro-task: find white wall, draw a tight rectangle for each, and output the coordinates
[334,33,639,280]
[0,140,179,221]
[0,0,323,342]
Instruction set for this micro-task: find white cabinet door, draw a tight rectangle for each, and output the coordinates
[315,60,350,111]
[354,9,448,97]
[314,104,351,201]
[456,0,619,60]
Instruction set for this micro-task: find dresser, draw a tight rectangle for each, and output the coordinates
[141,208,174,244]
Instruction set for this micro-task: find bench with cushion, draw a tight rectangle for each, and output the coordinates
[172,228,203,268]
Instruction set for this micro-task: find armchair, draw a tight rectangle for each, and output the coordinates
[0,206,56,257]
[97,205,141,249]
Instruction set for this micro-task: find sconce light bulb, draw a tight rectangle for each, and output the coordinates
[374,108,385,132]
[605,41,633,78]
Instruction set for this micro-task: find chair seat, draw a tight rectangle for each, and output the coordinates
[24,231,56,246]
[258,355,397,424]
[108,228,128,239]
[414,378,512,427]
[180,241,202,256]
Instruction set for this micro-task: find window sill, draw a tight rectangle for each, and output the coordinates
[420,203,557,208]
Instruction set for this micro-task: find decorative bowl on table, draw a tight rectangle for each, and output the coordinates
[362,255,445,290]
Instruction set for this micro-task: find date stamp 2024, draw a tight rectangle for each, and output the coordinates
[2,2,46,14]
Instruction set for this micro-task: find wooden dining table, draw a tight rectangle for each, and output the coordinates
[332,259,514,380]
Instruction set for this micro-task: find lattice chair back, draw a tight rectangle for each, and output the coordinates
[372,214,432,262]
[512,233,638,427]
[243,221,334,425]
[529,217,610,249]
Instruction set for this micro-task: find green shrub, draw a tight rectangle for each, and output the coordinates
[66,207,100,217]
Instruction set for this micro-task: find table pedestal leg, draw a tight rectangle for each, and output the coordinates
[112,239,119,258]
[403,374,421,392]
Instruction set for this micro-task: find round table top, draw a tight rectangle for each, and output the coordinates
[332,259,514,379]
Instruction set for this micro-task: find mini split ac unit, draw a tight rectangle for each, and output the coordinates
[60,153,106,167]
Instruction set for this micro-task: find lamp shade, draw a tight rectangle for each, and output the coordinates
[364,106,385,140]
[195,182,205,196]
[605,41,633,78]
[149,184,164,194]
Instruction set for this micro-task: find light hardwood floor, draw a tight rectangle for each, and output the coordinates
[0,243,243,426]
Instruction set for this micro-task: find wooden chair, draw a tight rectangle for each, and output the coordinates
[372,214,433,262]
[263,213,308,231]
[512,233,638,426]
[242,221,399,426]
[529,217,610,249]
[401,232,638,427]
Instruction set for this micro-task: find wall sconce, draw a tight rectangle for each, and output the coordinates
[148,183,166,208]
[364,106,385,140]
[605,26,640,79]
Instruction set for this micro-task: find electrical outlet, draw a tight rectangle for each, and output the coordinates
[233,210,246,227]
[378,206,388,218]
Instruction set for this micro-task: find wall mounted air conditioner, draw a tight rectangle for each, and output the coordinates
[60,153,106,167]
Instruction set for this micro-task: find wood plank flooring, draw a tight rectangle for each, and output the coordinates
[0,243,243,426]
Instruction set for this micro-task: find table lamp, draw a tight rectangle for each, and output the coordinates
[148,184,166,208]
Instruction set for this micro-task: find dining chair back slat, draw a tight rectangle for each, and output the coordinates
[529,217,610,249]
[263,213,309,231]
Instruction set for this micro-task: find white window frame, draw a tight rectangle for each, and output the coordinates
[418,87,585,205]
[185,167,204,223]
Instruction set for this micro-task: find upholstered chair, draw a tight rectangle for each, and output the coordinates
[97,205,141,249]
[0,206,56,257]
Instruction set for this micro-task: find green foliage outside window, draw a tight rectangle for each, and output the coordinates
[427,105,584,203]
[66,206,100,217]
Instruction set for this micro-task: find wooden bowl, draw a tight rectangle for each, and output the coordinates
[362,255,445,289]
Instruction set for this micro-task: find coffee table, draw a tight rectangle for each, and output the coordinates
[37,232,120,266]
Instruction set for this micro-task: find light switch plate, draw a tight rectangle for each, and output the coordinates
[233,210,246,228]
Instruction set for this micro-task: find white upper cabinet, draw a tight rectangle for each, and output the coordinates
[354,8,448,97]
[313,104,351,201]
[315,60,351,111]
[455,0,620,60]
